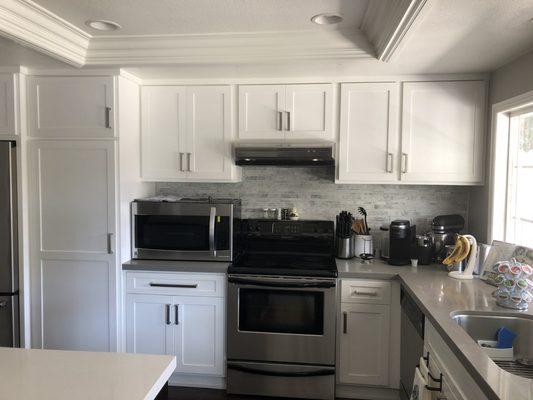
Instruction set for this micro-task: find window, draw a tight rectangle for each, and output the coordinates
[505,108,533,247]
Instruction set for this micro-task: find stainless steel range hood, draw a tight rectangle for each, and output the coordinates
[234,142,335,166]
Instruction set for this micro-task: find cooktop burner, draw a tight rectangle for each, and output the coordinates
[229,219,337,278]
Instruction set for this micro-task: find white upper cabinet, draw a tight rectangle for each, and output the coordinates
[141,85,239,182]
[0,74,16,136]
[27,76,115,138]
[186,86,233,180]
[238,84,333,141]
[285,84,332,139]
[238,85,285,140]
[338,83,399,183]
[400,81,486,184]
[141,86,188,180]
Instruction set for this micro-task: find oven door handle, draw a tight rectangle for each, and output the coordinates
[227,364,335,377]
[228,276,335,288]
[209,206,216,253]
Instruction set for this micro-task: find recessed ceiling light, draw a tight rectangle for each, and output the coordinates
[311,13,343,25]
[85,20,122,32]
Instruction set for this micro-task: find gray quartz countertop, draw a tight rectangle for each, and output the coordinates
[341,258,532,400]
[122,259,229,273]
[336,257,414,279]
[398,267,533,400]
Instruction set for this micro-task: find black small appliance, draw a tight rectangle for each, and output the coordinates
[388,220,416,266]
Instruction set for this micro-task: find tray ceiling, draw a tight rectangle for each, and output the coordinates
[32,0,370,36]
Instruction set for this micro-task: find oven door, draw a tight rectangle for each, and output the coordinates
[132,202,233,261]
[227,275,336,365]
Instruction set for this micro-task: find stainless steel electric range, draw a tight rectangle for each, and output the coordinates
[226,219,337,400]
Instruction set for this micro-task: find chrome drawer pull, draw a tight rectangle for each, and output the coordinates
[353,290,378,297]
[149,283,198,289]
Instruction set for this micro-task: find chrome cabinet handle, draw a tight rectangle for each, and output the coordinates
[343,311,347,334]
[277,111,283,131]
[107,233,114,254]
[401,153,408,173]
[386,153,393,173]
[174,304,179,325]
[179,152,184,171]
[353,290,378,297]
[187,153,193,172]
[285,111,291,131]
[165,304,171,325]
[149,283,198,288]
[105,107,112,129]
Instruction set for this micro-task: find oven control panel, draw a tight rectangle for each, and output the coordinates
[244,219,334,236]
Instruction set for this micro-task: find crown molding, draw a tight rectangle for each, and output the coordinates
[361,0,429,62]
[0,0,431,67]
[0,0,90,66]
[85,29,375,65]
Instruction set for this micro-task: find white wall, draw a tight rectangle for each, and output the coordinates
[468,49,533,242]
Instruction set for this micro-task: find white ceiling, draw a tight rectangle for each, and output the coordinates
[1,0,533,76]
[33,0,370,36]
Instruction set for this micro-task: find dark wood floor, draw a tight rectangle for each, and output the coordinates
[159,386,352,400]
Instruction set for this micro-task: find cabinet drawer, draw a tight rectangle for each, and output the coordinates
[126,271,226,297]
[341,279,391,305]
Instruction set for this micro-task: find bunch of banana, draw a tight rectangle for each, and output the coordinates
[442,235,471,266]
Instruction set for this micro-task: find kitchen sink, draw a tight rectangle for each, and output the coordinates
[451,311,533,379]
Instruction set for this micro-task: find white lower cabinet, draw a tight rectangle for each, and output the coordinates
[339,303,390,386]
[338,279,400,391]
[125,271,225,380]
[425,320,487,400]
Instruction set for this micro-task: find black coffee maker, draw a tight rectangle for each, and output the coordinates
[388,220,416,266]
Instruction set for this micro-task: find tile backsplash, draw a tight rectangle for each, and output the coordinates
[156,167,470,233]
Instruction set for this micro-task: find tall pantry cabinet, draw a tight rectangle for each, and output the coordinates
[26,74,153,351]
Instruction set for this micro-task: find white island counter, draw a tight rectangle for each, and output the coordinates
[0,347,176,400]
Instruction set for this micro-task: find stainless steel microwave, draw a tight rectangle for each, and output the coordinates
[131,197,241,262]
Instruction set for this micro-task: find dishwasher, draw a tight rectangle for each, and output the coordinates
[400,288,425,400]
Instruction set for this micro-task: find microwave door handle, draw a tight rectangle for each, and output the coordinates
[209,206,216,253]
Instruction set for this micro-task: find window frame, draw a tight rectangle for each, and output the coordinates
[489,91,533,244]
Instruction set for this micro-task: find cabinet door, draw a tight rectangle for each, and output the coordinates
[0,74,15,135]
[186,86,233,180]
[238,85,285,140]
[400,81,486,184]
[338,83,399,183]
[126,294,174,356]
[29,140,117,351]
[339,303,390,386]
[27,76,115,138]
[285,84,333,140]
[141,86,188,180]
[173,296,224,376]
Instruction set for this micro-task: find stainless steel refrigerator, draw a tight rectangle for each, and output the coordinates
[0,141,19,347]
